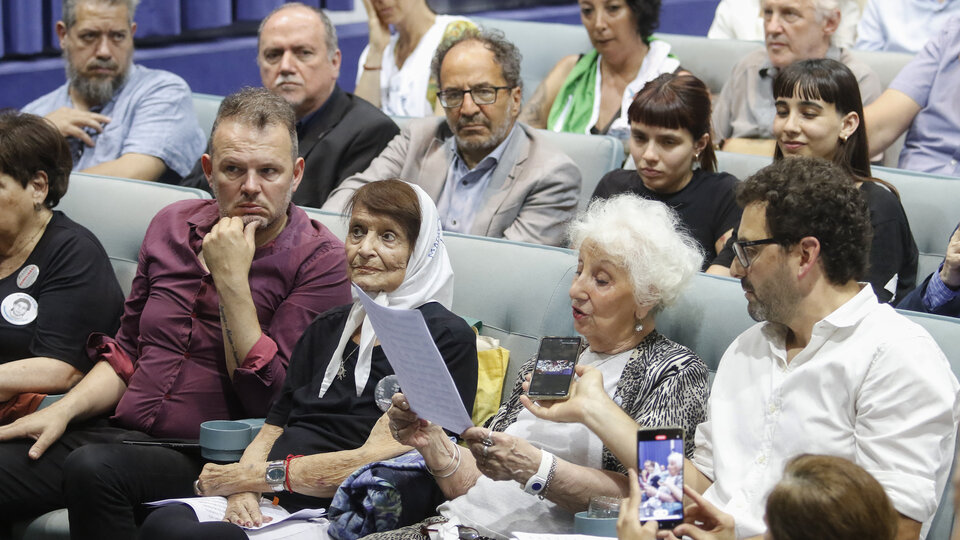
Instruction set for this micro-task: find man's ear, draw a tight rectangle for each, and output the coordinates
[201,154,214,191]
[821,8,840,37]
[290,157,305,193]
[796,236,822,280]
[509,85,523,119]
[56,21,68,46]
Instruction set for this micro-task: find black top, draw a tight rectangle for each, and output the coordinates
[592,169,741,269]
[264,301,478,511]
[0,211,124,368]
[859,180,918,304]
[181,86,399,209]
[713,180,919,304]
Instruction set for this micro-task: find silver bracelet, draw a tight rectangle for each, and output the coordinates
[539,454,558,500]
[426,441,461,478]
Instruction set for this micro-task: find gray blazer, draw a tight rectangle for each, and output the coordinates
[322,117,581,247]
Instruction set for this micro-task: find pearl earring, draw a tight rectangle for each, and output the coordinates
[635,321,644,333]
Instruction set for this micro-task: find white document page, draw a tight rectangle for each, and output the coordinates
[147,496,325,531]
[354,284,474,433]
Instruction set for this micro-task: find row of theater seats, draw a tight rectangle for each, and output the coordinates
[16,170,960,539]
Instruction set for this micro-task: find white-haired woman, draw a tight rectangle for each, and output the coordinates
[380,194,708,538]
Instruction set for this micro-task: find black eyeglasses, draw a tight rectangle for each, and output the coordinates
[732,238,781,268]
[420,524,489,540]
[437,86,513,108]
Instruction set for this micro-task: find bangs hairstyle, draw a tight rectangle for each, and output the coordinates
[772,58,870,179]
[346,179,421,250]
[628,73,716,171]
[567,194,703,311]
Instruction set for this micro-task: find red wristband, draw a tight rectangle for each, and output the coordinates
[284,454,302,492]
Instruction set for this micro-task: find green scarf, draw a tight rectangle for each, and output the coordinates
[546,49,600,135]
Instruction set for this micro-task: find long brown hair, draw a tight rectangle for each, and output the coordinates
[772,58,899,197]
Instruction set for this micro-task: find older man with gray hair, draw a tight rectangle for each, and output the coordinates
[712,0,881,156]
[22,0,205,182]
[181,2,399,206]
[0,88,351,539]
[323,27,581,247]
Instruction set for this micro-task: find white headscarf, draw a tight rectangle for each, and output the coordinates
[318,182,454,398]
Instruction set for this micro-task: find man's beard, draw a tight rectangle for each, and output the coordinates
[64,49,128,108]
[742,267,800,324]
[455,104,514,155]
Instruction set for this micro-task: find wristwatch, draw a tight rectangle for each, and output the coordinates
[265,460,286,492]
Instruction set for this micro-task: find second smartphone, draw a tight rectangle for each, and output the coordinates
[636,427,684,529]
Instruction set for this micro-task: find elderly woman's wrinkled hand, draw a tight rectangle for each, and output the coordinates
[387,392,433,449]
[617,469,659,540]
[195,462,260,497]
[221,491,272,528]
[519,364,610,425]
[462,427,541,484]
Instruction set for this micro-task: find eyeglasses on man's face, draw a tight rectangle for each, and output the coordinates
[732,238,782,269]
[437,86,514,108]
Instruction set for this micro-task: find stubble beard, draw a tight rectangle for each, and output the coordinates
[743,269,800,324]
[455,102,515,156]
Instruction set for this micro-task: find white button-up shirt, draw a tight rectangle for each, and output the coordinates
[694,285,960,538]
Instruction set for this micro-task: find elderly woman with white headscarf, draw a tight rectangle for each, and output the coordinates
[380,194,708,539]
[140,179,477,539]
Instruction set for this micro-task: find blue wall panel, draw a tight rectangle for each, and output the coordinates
[234,0,284,22]
[4,0,44,55]
[181,0,232,31]
[135,0,181,38]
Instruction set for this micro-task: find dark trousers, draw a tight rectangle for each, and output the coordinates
[0,418,202,540]
[140,504,248,540]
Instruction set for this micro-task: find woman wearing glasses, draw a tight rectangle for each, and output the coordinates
[711,59,918,304]
[520,0,681,141]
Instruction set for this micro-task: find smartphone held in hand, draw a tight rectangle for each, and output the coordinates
[636,427,684,529]
[526,336,583,400]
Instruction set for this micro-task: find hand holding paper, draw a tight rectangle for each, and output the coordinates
[354,285,474,433]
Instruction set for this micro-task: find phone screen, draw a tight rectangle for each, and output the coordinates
[527,337,582,399]
[636,428,684,529]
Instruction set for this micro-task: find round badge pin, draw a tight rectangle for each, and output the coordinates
[17,264,40,289]
[2,292,39,326]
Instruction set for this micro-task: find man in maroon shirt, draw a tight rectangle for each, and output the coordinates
[0,88,351,538]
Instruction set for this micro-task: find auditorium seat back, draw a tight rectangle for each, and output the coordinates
[57,173,212,297]
[873,166,960,280]
[192,92,223,142]
[535,130,623,211]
